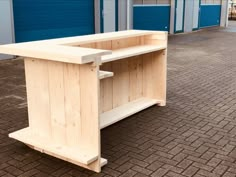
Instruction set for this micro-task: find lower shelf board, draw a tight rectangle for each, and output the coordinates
[101,158,108,167]
[9,127,98,165]
[100,97,161,129]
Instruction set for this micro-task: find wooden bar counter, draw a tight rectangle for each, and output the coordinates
[0,30,167,172]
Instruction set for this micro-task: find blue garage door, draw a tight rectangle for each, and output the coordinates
[13,0,94,42]
[200,5,221,28]
[133,5,170,31]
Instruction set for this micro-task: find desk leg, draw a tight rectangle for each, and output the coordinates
[143,50,167,106]
[9,58,103,172]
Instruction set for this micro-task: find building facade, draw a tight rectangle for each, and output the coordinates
[0,0,229,60]
[133,0,229,34]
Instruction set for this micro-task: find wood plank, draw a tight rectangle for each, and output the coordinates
[101,158,108,167]
[100,63,113,113]
[23,30,166,46]
[111,37,133,108]
[48,61,66,145]
[98,41,113,113]
[112,60,129,108]
[24,58,51,137]
[102,45,166,63]
[63,63,81,147]
[142,53,154,98]
[9,127,98,165]
[0,45,110,64]
[128,56,143,101]
[152,50,167,106]
[99,71,114,80]
[79,63,101,172]
[100,97,161,129]
[95,41,112,50]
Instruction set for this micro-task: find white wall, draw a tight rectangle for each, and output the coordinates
[221,0,229,27]
[0,0,14,60]
[120,0,133,30]
[96,0,133,33]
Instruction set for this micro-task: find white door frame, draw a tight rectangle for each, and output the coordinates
[192,0,200,30]
[174,0,185,33]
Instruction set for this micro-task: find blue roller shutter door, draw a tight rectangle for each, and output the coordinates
[133,5,170,32]
[13,0,94,42]
[200,5,221,28]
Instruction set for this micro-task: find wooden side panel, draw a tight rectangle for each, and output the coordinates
[79,63,101,172]
[152,50,167,105]
[142,50,167,105]
[25,58,101,172]
[142,32,167,105]
[48,61,66,144]
[24,58,51,137]
[63,63,81,147]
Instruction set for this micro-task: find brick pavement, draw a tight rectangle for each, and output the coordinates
[0,25,236,176]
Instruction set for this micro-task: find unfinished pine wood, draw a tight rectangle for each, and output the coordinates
[17,30,165,46]
[63,63,81,147]
[152,50,167,106]
[101,158,108,167]
[79,63,101,172]
[98,41,113,114]
[128,56,143,101]
[9,127,98,165]
[48,61,66,145]
[1,30,168,173]
[100,97,161,129]
[100,63,113,113]
[24,59,102,172]
[0,45,111,64]
[99,71,114,80]
[24,58,51,138]
[101,45,166,63]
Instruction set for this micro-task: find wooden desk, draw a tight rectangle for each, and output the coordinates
[0,30,167,172]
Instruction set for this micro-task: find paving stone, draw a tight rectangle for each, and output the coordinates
[182,166,199,177]
[1,24,236,177]
[119,170,137,177]
[151,168,168,177]
[132,166,152,175]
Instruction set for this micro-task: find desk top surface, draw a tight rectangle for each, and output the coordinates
[0,30,167,64]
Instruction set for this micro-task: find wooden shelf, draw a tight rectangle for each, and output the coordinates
[9,127,98,165]
[99,71,114,80]
[101,45,166,63]
[100,97,161,129]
